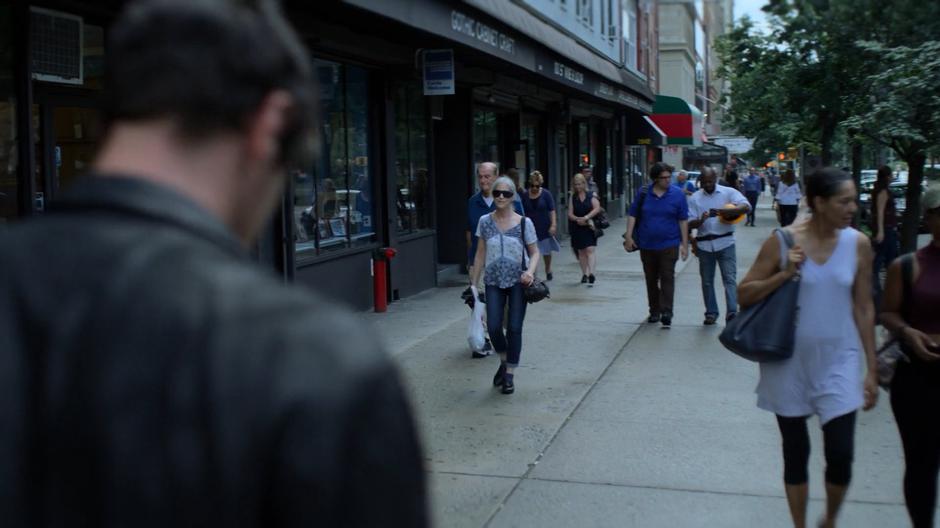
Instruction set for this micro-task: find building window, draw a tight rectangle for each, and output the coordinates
[576,0,592,27]
[0,2,17,223]
[623,0,638,71]
[472,109,499,173]
[293,59,375,256]
[393,82,431,234]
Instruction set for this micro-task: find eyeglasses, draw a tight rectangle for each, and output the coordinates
[655,175,672,180]
[492,190,514,199]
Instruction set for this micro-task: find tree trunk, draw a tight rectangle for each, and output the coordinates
[900,151,927,252]
[820,120,835,166]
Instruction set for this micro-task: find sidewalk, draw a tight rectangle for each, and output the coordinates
[360,200,912,527]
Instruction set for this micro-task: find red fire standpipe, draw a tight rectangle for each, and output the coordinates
[373,247,397,313]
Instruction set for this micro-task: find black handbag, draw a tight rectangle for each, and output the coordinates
[719,229,799,362]
[523,278,550,303]
[516,220,550,303]
[595,210,611,229]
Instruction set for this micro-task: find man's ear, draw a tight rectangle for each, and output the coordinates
[245,90,293,166]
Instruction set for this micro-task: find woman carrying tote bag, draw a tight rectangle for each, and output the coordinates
[737,168,878,528]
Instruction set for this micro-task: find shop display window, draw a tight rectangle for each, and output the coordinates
[393,82,431,234]
[0,2,16,223]
[472,109,499,173]
[293,59,375,256]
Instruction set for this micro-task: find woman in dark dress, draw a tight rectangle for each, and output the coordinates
[523,170,560,280]
[870,165,899,309]
[568,172,602,285]
[881,186,940,528]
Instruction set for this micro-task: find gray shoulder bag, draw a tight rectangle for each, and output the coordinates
[719,229,799,362]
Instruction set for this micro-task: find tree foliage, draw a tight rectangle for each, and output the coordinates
[716,0,940,250]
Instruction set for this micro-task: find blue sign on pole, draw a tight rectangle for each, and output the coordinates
[423,49,454,96]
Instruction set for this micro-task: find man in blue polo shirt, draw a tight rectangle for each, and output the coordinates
[466,161,523,357]
[623,162,690,328]
[743,169,763,226]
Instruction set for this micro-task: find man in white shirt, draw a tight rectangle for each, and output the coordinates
[688,167,751,325]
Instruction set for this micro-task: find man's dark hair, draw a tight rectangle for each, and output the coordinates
[105,0,316,167]
[649,162,672,180]
[806,167,852,210]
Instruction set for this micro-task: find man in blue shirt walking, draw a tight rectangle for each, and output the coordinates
[743,169,763,226]
[623,162,690,328]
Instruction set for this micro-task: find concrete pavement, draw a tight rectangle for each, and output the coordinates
[360,196,916,527]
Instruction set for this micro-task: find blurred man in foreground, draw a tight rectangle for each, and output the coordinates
[0,1,427,526]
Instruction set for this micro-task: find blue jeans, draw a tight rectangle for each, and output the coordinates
[485,283,527,367]
[872,226,899,312]
[698,245,737,318]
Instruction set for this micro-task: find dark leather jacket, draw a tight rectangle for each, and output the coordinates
[0,176,427,527]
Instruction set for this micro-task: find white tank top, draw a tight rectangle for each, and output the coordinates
[776,183,802,205]
[756,228,864,424]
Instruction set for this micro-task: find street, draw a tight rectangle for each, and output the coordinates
[362,200,914,527]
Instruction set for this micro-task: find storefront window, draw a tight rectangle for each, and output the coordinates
[472,109,499,175]
[521,115,540,181]
[0,3,16,223]
[393,82,430,234]
[578,122,591,168]
[292,59,375,256]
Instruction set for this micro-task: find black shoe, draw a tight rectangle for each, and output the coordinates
[546,272,553,281]
[501,373,515,394]
[581,275,588,284]
[472,339,493,358]
[588,274,596,285]
[704,315,717,325]
[661,314,672,328]
[726,313,737,323]
[493,363,506,387]
[647,313,661,324]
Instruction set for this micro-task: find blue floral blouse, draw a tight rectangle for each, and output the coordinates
[475,213,537,288]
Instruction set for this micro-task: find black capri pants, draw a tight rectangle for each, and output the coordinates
[776,412,857,486]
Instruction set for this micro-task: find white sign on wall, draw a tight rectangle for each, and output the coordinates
[711,136,754,154]
[423,49,455,96]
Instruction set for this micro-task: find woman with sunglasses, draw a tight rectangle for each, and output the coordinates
[881,186,940,528]
[568,172,602,285]
[470,177,540,394]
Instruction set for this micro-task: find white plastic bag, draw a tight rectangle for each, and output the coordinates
[467,286,486,352]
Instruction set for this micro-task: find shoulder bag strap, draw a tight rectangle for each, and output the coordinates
[774,228,795,271]
[634,186,648,226]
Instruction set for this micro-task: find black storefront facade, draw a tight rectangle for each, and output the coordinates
[1,0,655,311]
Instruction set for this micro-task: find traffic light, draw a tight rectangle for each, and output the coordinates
[777,152,785,161]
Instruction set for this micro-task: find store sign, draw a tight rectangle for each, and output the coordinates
[423,49,455,96]
[553,61,584,85]
[711,136,754,154]
[450,10,515,57]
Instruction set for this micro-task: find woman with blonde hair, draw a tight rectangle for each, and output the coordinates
[568,172,602,285]
[470,176,540,394]
[523,170,560,280]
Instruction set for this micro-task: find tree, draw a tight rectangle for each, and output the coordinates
[845,40,940,251]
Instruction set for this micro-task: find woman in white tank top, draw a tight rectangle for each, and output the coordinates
[738,168,878,528]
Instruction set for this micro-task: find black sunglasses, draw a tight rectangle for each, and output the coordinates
[492,190,514,198]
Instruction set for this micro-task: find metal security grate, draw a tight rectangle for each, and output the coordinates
[30,8,83,84]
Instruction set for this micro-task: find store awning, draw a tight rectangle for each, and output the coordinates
[649,96,704,146]
[624,114,667,146]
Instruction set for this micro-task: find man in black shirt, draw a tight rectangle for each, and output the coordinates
[0,1,427,526]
